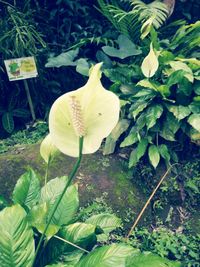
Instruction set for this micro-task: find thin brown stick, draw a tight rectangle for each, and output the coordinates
[126,164,176,240]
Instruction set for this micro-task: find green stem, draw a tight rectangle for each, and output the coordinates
[32,137,84,266]
[44,160,50,198]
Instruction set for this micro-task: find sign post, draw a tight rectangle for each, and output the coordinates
[4,56,38,121]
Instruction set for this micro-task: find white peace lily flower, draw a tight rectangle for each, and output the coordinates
[141,43,159,78]
[40,134,58,163]
[49,62,120,157]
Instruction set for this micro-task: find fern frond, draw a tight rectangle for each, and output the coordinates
[97,0,169,42]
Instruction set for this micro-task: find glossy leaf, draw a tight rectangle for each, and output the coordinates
[12,169,40,210]
[145,105,163,130]
[85,213,121,234]
[0,205,35,267]
[40,176,79,226]
[126,252,181,267]
[188,114,200,132]
[159,145,170,162]
[167,105,191,121]
[76,244,137,267]
[60,222,97,251]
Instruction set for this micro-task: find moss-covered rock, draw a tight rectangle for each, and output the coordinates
[0,143,146,218]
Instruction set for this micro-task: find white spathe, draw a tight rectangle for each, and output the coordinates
[49,63,120,157]
[141,43,159,78]
[40,133,58,163]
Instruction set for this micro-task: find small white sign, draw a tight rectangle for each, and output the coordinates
[4,57,38,81]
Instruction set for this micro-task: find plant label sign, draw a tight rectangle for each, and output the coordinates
[4,57,38,81]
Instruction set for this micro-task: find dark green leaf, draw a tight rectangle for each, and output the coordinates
[2,112,14,133]
[13,108,30,118]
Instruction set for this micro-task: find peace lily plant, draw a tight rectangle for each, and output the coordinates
[0,63,180,267]
[36,62,120,264]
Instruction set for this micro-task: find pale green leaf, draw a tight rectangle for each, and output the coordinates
[40,176,79,226]
[188,114,200,132]
[0,205,35,267]
[102,35,141,59]
[45,49,79,68]
[126,252,181,267]
[148,145,160,169]
[40,134,58,163]
[85,213,121,234]
[167,105,191,121]
[103,119,130,155]
[60,222,97,251]
[145,105,163,130]
[76,244,138,267]
[168,61,194,82]
[12,169,40,210]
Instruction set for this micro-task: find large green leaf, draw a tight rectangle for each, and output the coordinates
[103,119,130,155]
[85,213,121,234]
[2,112,14,133]
[145,105,163,130]
[76,244,138,267]
[120,128,138,148]
[59,222,97,251]
[166,105,191,121]
[27,203,59,238]
[126,252,181,267]
[188,114,200,132]
[0,204,35,267]
[102,35,141,59]
[40,176,79,226]
[148,145,160,169]
[45,49,79,68]
[160,113,180,141]
[12,168,40,210]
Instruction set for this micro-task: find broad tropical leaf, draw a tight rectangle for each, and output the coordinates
[40,176,79,226]
[0,205,35,267]
[85,213,121,234]
[59,222,97,251]
[126,252,181,267]
[12,168,40,210]
[76,244,138,267]
[102,35,141,59]
[188,114,200,132]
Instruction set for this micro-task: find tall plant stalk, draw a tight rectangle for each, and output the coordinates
[32,137,84,266]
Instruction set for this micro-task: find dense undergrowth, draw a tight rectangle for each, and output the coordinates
[0,0,200,266]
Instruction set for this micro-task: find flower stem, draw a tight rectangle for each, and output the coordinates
[32,137,84,266]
